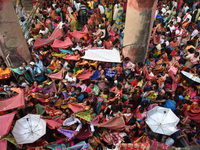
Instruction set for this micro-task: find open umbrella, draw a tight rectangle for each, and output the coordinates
[181,71,200,85]
[12,114,46,144]
[146,106,179,136]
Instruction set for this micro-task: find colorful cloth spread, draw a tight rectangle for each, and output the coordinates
[69,25,88,39]
[51,37,73,49]
[0,112,15,150]
[75,111,91,122]
[33,28,63,49]
[36,104,46,115]
[42,82,57,94]
[76,70,92,81]
[0,91,25,112]
[48,68,65,80]
[57,129,75,141]
[3,134,23,149]
[45,106,63,116]
[63,55,80,61]
[67,102,85,113]
[97,116,126,131]
[67,141,89,150]
[59,49,73,54]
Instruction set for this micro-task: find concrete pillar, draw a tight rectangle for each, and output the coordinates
[0,0,31,67]
[122,0,158,63]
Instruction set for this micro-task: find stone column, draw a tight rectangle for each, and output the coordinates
[0,0,31,67]
[122,0,158,63]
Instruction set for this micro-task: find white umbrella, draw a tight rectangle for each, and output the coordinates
[146,106,179,136]
[12,114,46,144]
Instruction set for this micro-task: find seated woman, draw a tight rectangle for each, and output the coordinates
[47,63,64,75]
[47,56,60,74]
[0,63,12,81]
[90,64,104,83]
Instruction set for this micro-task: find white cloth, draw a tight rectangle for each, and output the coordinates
[167,25,175,33]
[82,49,121,63]
[183,14,192,23]
[64,73,77,86]
[74,1,81,12]
[75,123,95,132]
[191,29,199,38]
[98,5,105,14]
[113,4,120,20]
[39,28,49,38]
[63,117,81,126]
[160,39,169,46]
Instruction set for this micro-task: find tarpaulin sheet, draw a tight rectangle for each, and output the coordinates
[51,37,73,49]
[81,49,121,63]
[0,91,25,112]
[33,28,62,49]
[69,25,88,39]
[0,112,15,150]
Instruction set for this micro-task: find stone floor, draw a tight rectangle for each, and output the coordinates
[12,0,33,14]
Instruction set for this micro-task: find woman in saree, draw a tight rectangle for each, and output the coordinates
[115,3,124,25]
[69,10,78,31]
[46,56,60,74]
[90,64,104,83]
[105,3,113,22]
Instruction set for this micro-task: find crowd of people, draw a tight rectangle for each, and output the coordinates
[1,0,200,149]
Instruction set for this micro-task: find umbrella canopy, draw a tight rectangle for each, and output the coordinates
[146,106,179,136]
[12,114,46,144]
[181,71,200,85]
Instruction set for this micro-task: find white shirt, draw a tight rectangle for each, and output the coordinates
[191,29,198,38]
[161,8,166,15]
[183,14,192,23]
[166,10,171,15]
[98,5,105,14]
[167,25,175,33]
[75,123,95,132]
[183,6,189,13]
[65,73,76,86]
[74,1,81,12]
[172,1,177,9]
[160,39,169,46]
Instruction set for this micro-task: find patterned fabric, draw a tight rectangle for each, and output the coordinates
[67,141,89,150]
[75,111,92,122]
[46,144,67,150]
[3,134,23,149]
[120,142,149,150]
[57,129,75,141]
[33,28,63,49]
[45,106,63,116]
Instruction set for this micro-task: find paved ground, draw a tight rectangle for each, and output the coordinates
[12,0,33,14]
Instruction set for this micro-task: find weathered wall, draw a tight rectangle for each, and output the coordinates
[0,0,31,67]
[122,0,158,63]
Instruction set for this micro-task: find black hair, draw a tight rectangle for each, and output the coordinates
[124,57,130,61]
[190,120,197,128]
[117,84,122,89]
[68,69,74,73]
[103,88,109,95]
[128,117,136,125]
[109,92,115,98]
[76,87,82,92]
[123,136,131,143]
